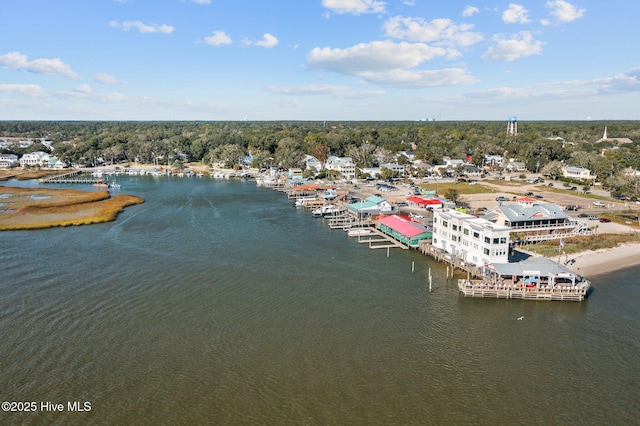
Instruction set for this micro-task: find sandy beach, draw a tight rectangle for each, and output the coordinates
[567,243,640,277]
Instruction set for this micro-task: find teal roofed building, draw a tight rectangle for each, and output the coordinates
[347,195,397,217]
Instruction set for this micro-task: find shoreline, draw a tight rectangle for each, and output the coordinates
[565,243,640,277]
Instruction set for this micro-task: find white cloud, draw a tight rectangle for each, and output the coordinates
[267,84,351,96]
[267,84,385,99]
[0,83,45,97]
[204,31,232,46]
[322,0,386,15]
[74,84,92,94]
[358,68,478,88]
[94,73,126,84]
[307,40,448,74]
[482,31,543,61]
[403,0,416,6]
[462,6,479,17]
[546,0,585,23]
[244,33,278,49]
[0,51,79,78]
[502,4,531,24]
[383,16,483,47]
[109,20,174,34]
[191,0,211,4]
[307,40,476,88]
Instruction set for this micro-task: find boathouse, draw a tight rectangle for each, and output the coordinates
[376,215,432,248]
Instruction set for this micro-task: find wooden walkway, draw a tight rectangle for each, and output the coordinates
[40,170,100,184]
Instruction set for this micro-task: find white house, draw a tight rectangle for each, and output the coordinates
[19,151,51,167]
[505,159,527,172]
[379,163,405,176]
[304,155,323,172]
[325,156,356,180]
[0,154,19,168]
[562,166,595,181]
[432,208,511,267]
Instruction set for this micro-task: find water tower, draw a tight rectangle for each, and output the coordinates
[507,117,517,136]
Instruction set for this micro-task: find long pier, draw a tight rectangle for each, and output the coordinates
[40,170,100,184]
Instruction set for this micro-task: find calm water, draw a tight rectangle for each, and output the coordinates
[0,177,638,425]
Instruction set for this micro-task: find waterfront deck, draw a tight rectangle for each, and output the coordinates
[458,279,589,301]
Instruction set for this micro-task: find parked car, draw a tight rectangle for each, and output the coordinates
[548,182,554,186]
[524,192,534,196]
[578,213,588,218]
[587,215,598,220]
[593,201,606,207]
[495,196,509,202]
[534,195,544,199]
[599,218,611,223]
[565,205,579,211]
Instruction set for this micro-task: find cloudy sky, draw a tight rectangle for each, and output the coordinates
[0,0,638,121]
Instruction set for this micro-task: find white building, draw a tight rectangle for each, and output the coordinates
[562,166,595,181]
[325,156,356,180]
[0,154,19,168]
[432,209,511,267]
[20,151,51,167]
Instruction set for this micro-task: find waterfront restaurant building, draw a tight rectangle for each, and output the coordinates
[377,214,432,248]
[481,198,590,242]
[432,208,511,267]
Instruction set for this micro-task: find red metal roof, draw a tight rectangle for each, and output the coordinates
[407,196,443,205]
[378,214,430,237]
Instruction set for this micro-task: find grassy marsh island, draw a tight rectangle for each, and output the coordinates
[0,186,144,231]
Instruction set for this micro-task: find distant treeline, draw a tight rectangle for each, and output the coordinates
[1,120,639,195]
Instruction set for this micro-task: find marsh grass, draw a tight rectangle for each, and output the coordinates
[0,187,143,230]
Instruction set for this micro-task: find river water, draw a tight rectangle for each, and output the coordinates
[0,177,638,425]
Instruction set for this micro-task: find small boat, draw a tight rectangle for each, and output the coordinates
[110,182,121,189]
[348,228,374,236]
[312,204,343,218]
[93,178,109,188]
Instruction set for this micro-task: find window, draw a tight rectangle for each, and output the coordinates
[483,248,490,255]
[473,232,479,239]
[452,224,458,231]
[500,237,507,244]
[443,220,448,227]
[493,238,500,244]
[451,235,458,242]
[484,236,490,244]
[463,228,469,235]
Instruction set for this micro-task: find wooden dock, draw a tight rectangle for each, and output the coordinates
[457,279,589,301]
[419,242,484,278]
[356,228,408,250]
[40,170,100,184]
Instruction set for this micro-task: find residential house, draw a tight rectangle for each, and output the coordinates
[432,208,511,267]
[325,156,356,180]
[0,154,19,168]
[20,151,51,167]
[505,160,527,173]
[562,166,595,182]
[484,155,505,169]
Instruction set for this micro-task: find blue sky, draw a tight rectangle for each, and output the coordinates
[0,0,638,121]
